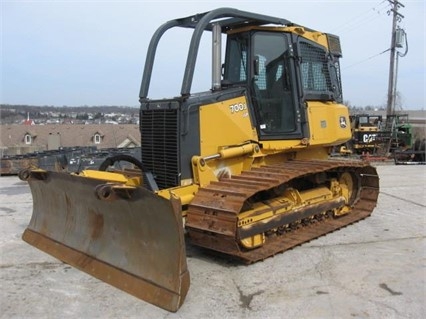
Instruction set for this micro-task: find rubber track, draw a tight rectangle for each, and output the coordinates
[186,159,379,263]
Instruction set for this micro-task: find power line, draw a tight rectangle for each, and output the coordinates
[338,7,388,34]
[330,0,390,34]
[343,48,390,70]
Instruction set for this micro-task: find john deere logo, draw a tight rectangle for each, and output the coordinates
[339,116,347,128]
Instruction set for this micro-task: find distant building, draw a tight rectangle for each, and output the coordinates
[22,113,35,126]
[0,124,141,156]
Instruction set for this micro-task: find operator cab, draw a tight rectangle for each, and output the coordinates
[223,28,343,140]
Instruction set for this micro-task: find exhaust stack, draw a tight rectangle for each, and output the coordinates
[212,23,222,91]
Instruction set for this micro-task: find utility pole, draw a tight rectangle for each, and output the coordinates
[381,0,407,156]
[386,0,405,117]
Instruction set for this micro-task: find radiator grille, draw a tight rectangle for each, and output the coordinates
[140,108,179,189]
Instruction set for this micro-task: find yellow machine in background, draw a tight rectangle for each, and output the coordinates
[346,114,383,154]
[20,8,379,312]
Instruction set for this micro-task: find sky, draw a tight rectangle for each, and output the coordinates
[1,0,425,109]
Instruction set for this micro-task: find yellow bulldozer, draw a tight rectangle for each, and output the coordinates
[19,8,379,312]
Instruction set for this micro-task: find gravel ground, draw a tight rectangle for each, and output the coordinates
[0,164,425,319]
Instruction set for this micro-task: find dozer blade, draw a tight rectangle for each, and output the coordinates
[19,169,189,312]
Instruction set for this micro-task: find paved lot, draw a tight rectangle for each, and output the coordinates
[0,165,425,318]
